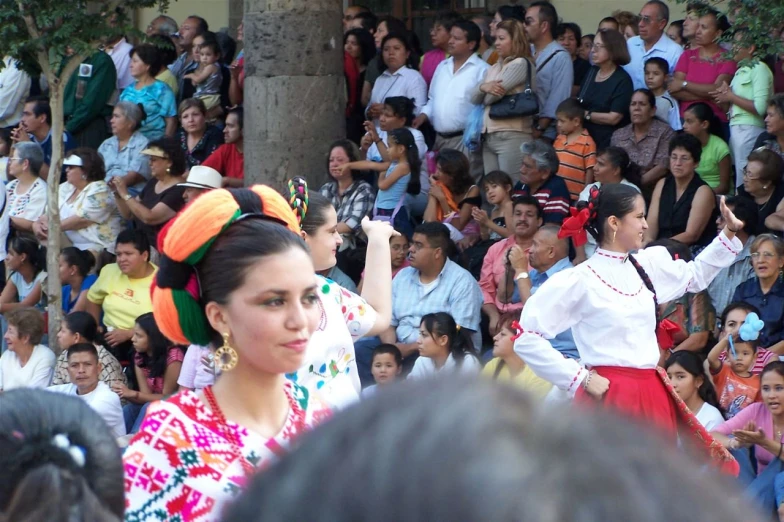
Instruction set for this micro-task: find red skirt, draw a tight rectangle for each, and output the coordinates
[576,366,739,476]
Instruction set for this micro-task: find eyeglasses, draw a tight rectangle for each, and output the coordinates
[637,14,659,25]
[591,43,606,50]
[742,166,761,180]
[410,241,433,252]
[524,17,537,26]
[8,157,23,162]
[751,252,777,260]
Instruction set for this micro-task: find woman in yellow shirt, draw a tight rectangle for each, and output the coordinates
[482,313,552,399]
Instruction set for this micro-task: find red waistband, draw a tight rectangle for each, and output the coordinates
[591,366,659,379]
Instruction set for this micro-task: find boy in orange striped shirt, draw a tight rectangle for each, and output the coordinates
[554,98,596,201]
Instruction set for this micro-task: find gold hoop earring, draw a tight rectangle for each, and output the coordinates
[214,332,238,372]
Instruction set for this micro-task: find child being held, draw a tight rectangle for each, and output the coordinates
[717,302,776,375]
[472,170,514,241]
[707,311,764,418]
[553,98,596,201]
[644,57,681,130]
[183,37,223,113]
[362,344,403,398]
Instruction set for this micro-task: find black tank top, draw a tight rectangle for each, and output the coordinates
[657,174,718,247]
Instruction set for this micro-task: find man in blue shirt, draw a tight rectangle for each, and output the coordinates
[508,224,578,359]
[623,0,683,90]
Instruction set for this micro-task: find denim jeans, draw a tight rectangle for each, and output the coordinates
[123,401,151,435]
[732,447,784,515]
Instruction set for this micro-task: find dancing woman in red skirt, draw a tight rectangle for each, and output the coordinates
[513,184,742,474]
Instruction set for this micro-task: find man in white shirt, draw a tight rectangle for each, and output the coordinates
[414,20,489,181]
[49,343,126,438]
[624,0,683,90]
[0,56,31,129]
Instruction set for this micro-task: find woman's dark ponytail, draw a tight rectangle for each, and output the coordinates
[60,247,96,278]
[420,312,478,366]
[9,235,46,275]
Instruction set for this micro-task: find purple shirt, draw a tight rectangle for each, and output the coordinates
[714,402,782,472]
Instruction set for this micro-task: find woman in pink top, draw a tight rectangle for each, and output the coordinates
[712,361,784,517]
[421,12,461,87]
[670,9,736,137]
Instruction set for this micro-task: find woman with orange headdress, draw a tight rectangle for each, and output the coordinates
[123,186,331,522]
[286,177,398,409]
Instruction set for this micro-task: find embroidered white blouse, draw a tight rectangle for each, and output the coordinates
[513,232,741,396]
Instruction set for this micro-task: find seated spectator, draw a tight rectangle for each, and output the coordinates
[0,235,47,315]
[98,101,152,196]
[576,147,642,259]
[361,96,428,216]
[423,149,481,246]
[711,32,773,189]
[344,28,377,143]
[110,138,187,252]
[707,197,758,316]
[513,140,570,225]
[717,302,777,375]
[366,34,427,124]
[473,170,514,241]
[223,379,757,522]
[645,134,717,249]
[48,343,125,438]
[357,234,410,294]
[483,312,553,399]
[202,107,244,187]
[663,351,724,430]
[112,312,184,434]
[86,230,157,364]
[178,165,222,204]
[177,344,215,392]
[0,308,54,390]
[707,317,760,419]
[362,344,402,398]
[754,94,784,163]
[175,98,223,170]
[682,103,731,194]
[6,141,47,233]
[52,311,126,389]
[731,234,784,353]
[11,96,75,179]
[746,150,784,235]
[63,50,116,149]
[470,19,535,175]
[712,362,784,517]
[320,139,375,280]
[120,43,178,140]
[556,22,591,97]
[33,149,123,255]
[506,225,579,361]
[58,247,97,314]
[649,239,715,359]
[610,88,675,189]
[670,9,735,138]
[553,98,597,201]
[370,222,483,383]
[578,28,633,149]
[480,195,542,333]
[0,388,124,521]
[407,312,481,379]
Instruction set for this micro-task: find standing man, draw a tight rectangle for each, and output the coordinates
[524,2,573,142]
[103,7,134,90]
[63,50,117,149]
[624,0,683,90]
[414,20,489,181]
[169,16,208,82]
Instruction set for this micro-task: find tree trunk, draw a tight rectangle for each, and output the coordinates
[46,83,64,354]
[243,0,345,189]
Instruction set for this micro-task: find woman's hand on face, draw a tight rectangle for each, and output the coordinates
[429,180,445,201]
[361,216,400,240]
[719,196,744,232]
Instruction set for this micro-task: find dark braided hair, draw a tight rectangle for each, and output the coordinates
[627,254,659,327]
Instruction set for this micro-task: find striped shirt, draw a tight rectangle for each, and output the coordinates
[554,129,596,201]
[513,175,571,225]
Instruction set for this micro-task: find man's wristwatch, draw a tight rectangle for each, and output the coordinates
[682,80,689,90]
[585,111,592,121]
[515,271,530,281]
[123,193,132,201]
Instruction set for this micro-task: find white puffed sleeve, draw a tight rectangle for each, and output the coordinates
[513,269,588,396]
[638,231,742,304]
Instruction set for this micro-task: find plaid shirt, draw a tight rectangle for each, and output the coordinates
[610,119,675,171]
[320,180,375,238]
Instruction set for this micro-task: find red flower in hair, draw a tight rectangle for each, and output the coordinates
[510,321,524,342]
[557,207,591,247]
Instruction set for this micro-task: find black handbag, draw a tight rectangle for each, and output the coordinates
[488,58,538,120]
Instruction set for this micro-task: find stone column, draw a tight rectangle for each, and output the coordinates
[243,0,345,188]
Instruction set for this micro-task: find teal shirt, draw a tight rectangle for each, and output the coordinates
[119,80,177,140]
[696,134,730,189]
[63,51,117,135]
[730,61,773,128]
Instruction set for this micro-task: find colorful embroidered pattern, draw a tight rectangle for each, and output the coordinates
[123,382,330,521]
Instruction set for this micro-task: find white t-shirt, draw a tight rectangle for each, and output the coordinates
[408,352,482,380]
[0,344,55,390]
[695,402,725,431]
[49,381,126,438]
